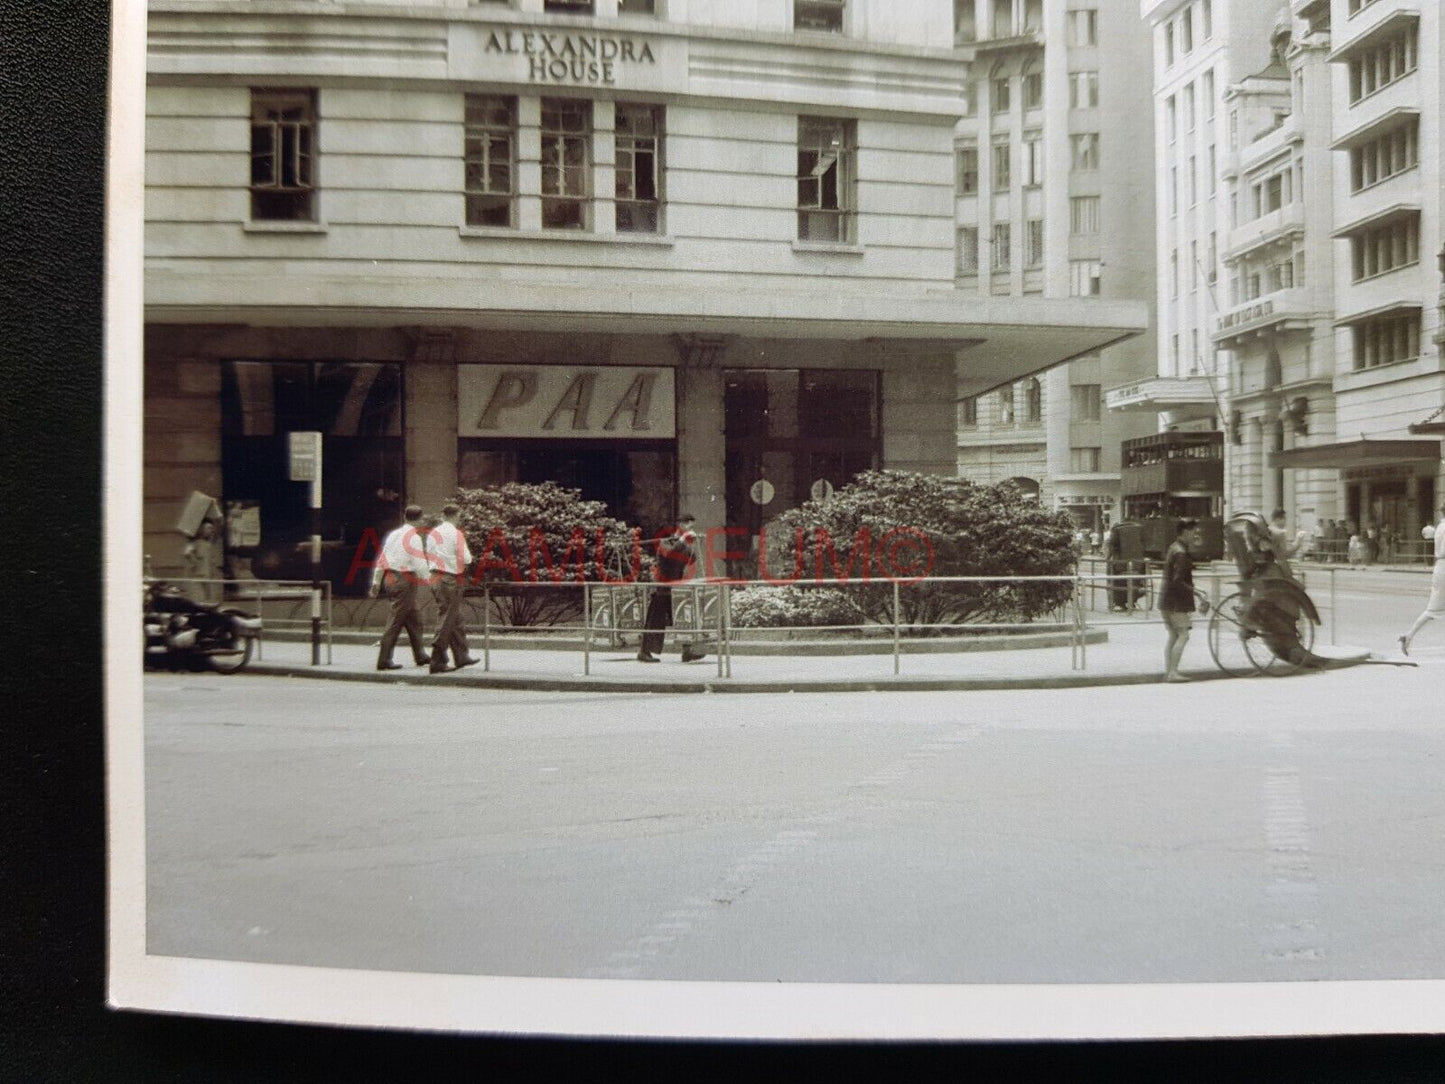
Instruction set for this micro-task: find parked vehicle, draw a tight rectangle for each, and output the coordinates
[143,580,262,673]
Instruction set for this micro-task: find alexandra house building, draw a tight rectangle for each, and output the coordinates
[143,0,1145,588]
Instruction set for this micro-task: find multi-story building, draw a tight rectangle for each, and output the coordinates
[1212,12,1337,530]
[953,0,1159,535]
[1272,0,1445,546]
[142,0,1147,583]
[1121,0,1282,521]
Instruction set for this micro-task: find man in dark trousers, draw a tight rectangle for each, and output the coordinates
[638,514,705,663]
[369,504,431,671]
[426,502,478,673]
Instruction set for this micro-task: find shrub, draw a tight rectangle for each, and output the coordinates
[769,470,1075,635]
[730,585,866,630]
[450,481,638,627]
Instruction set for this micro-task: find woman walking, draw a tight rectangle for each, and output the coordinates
[1399,504,1445,656]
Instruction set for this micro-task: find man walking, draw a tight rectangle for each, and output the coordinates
[427,501,478,674]
[638,514,705,663]
[1159,517,1205,683]
[1399,503,1445,656]
[369,504,431,671]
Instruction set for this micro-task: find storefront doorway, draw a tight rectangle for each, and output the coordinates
[723,368,880,536]
[220,360,405,592]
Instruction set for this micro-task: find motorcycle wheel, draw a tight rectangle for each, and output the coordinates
[208,609,255,673]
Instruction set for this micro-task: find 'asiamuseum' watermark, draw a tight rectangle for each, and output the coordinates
[344,525,935,586]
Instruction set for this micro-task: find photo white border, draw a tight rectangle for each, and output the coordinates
[104,0,1445,1041]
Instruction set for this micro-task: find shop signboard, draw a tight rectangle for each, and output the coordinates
[458,365,676,439]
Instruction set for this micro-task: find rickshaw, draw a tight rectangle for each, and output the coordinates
[1205,511,1323,677]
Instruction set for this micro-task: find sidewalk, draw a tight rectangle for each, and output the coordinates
[239,619,1376,694]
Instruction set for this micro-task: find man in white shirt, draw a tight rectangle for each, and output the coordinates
[426,501,477,673]
[368,504,432,671]
[1400,503,1445,656]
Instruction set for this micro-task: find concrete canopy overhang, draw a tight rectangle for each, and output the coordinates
[1104,376,1219,416]
[145,272,1148,395]
[1270,439,1441,470]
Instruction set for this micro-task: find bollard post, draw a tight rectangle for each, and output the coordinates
[893,580,901,676]
[484,582,492,672]
[1329,566,1336,646]
[582,582,589,676]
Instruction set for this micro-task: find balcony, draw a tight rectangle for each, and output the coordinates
[1212,288,1320,347]
[1223,202,1307,263]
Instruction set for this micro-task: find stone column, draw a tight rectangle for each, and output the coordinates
[405,329,459,511]
[672,334,731,533]
[144,357,223,577]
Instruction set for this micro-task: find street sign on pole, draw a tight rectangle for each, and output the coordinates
[289,431,322,482]
[289,431,325,666]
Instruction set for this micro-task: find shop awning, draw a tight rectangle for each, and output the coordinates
[1270,439,1442,470]
[1409,421,1445,435]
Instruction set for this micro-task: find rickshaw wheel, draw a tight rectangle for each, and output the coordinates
[1207,592,1258,678]
[1241,596,1316,677]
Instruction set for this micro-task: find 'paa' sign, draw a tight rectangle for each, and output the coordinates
[457,365,675,440]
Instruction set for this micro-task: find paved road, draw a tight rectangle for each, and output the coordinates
[145,646,1445,986]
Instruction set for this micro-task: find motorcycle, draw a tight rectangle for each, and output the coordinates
[143,580,262,673]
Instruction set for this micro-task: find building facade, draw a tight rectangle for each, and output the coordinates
[1212,13,1338,531]
[143,0,1146,586]
[953,0,1159,535]
[1288,0,1445,547]
[1119,0,1283,522]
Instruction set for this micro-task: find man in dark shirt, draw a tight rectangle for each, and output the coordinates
[638,514,704,663]
[1159,517,1205,683]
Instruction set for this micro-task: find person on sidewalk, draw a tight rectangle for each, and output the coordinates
[1267,509,1306,581]
[1399,504,1445,656]
[369,504,432,671]
[638,514,705,663]
[426,502,478,674]
[1159,517,1207,683]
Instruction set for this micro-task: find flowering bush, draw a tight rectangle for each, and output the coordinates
[729,585,866,630]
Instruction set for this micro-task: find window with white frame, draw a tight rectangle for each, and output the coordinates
[1169,249,1179,296]
[1169,166,1177,216]
[1022,133,1043,186]
[957,226,980,275]
[614,103,663,233]
[1348,23,1417,102]
[1166,95,1176,142]
[993,222,1012,271]
[1070,132,1099,170]
[1350,214,1420,281]
[464,95,516,228]
[1025,219,1044,267]
[1024,377,1042,422]
[1352,310,1419,370]
[1069,71,1099,109]
[997,386,1015,425]
[992,76,1011,114]
[955,0,977,44]
[1179,7,1193,53]
[540,98,591,229]
[1202,70,1215,120]
[1163,21,1174,67]
[1188,155,1197,206]
[1070,446,1101,472]
[1070,260,1102,297]
[1207,231,1217,281]
[1350,120,1418,191]
[1067,9,1097,46]
[1207,145,1216,194]
[1071,384,1101,421]
[797,116,856,242]
[1070,196,1099,235]
[250,89,317,221]
[1190,241,1198,290]
[794,0,844,32]
[1251,170,1288,217]
[992,141,1011,191]
[1183,83,1195,130]
[1023,68,1043,110]
[956,143,978,195]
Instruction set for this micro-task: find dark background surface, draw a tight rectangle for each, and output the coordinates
[2,0,1444,1077]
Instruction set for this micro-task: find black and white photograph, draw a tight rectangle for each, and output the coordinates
[105,0,1445,1041]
